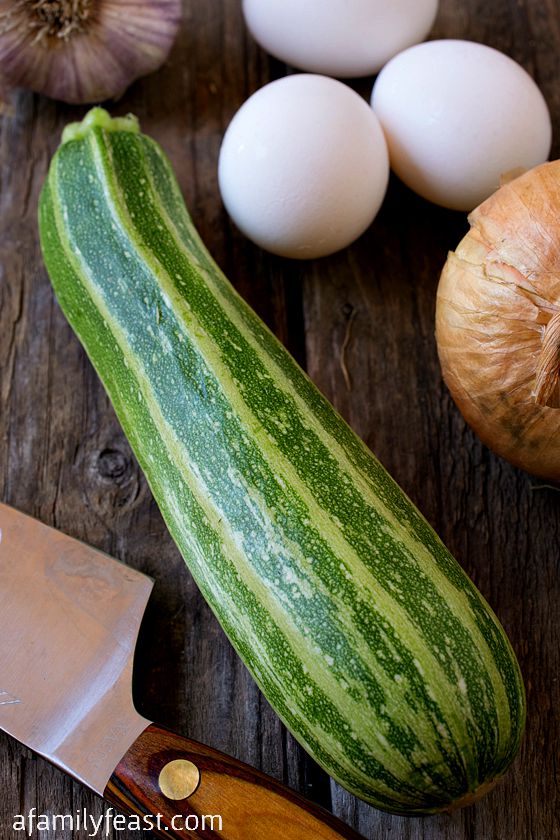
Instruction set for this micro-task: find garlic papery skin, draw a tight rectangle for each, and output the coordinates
[0,0,182,105]
[436,161,560,480]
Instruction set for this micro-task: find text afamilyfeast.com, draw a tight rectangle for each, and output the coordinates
[12,807,223,836]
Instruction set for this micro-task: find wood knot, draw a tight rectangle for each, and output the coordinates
[97,447,129,482]
[76,434,145,516]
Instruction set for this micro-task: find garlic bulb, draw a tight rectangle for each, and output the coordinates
[0,0,182,105]
[436,161,560,480]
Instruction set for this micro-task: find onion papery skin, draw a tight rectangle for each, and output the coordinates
[436,160,560,480]
[0,0,182,105]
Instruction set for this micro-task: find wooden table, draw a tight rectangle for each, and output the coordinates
[1,1,558,838]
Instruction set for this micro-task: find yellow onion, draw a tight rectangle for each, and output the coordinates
[436,161,560,480]
[0,0,182,105]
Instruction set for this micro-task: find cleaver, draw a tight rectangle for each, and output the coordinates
[0,503,364,840]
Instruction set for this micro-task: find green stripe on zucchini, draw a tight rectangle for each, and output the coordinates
[38,108,525,814]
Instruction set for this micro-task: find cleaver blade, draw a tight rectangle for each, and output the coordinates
[0,501,153,794]
[0,503,363,840]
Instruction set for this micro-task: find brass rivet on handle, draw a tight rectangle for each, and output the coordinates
[158,759,200,800]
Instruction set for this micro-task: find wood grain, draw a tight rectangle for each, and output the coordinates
[105,724,364,840]
[0,1,559,838]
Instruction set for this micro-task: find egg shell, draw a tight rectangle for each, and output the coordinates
[242,0,439,78]
[218,74,389,259]
[371,39,552,211]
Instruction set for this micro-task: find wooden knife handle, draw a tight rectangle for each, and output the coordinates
[104,724,364,839]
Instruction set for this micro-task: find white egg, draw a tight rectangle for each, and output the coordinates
[218,75,389,259]
[371,40,552,211]
[242,0,439,78]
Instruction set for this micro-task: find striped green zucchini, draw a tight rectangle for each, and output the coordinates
[38,108,525,815]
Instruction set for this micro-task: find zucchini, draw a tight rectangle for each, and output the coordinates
[38,108,525,815]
